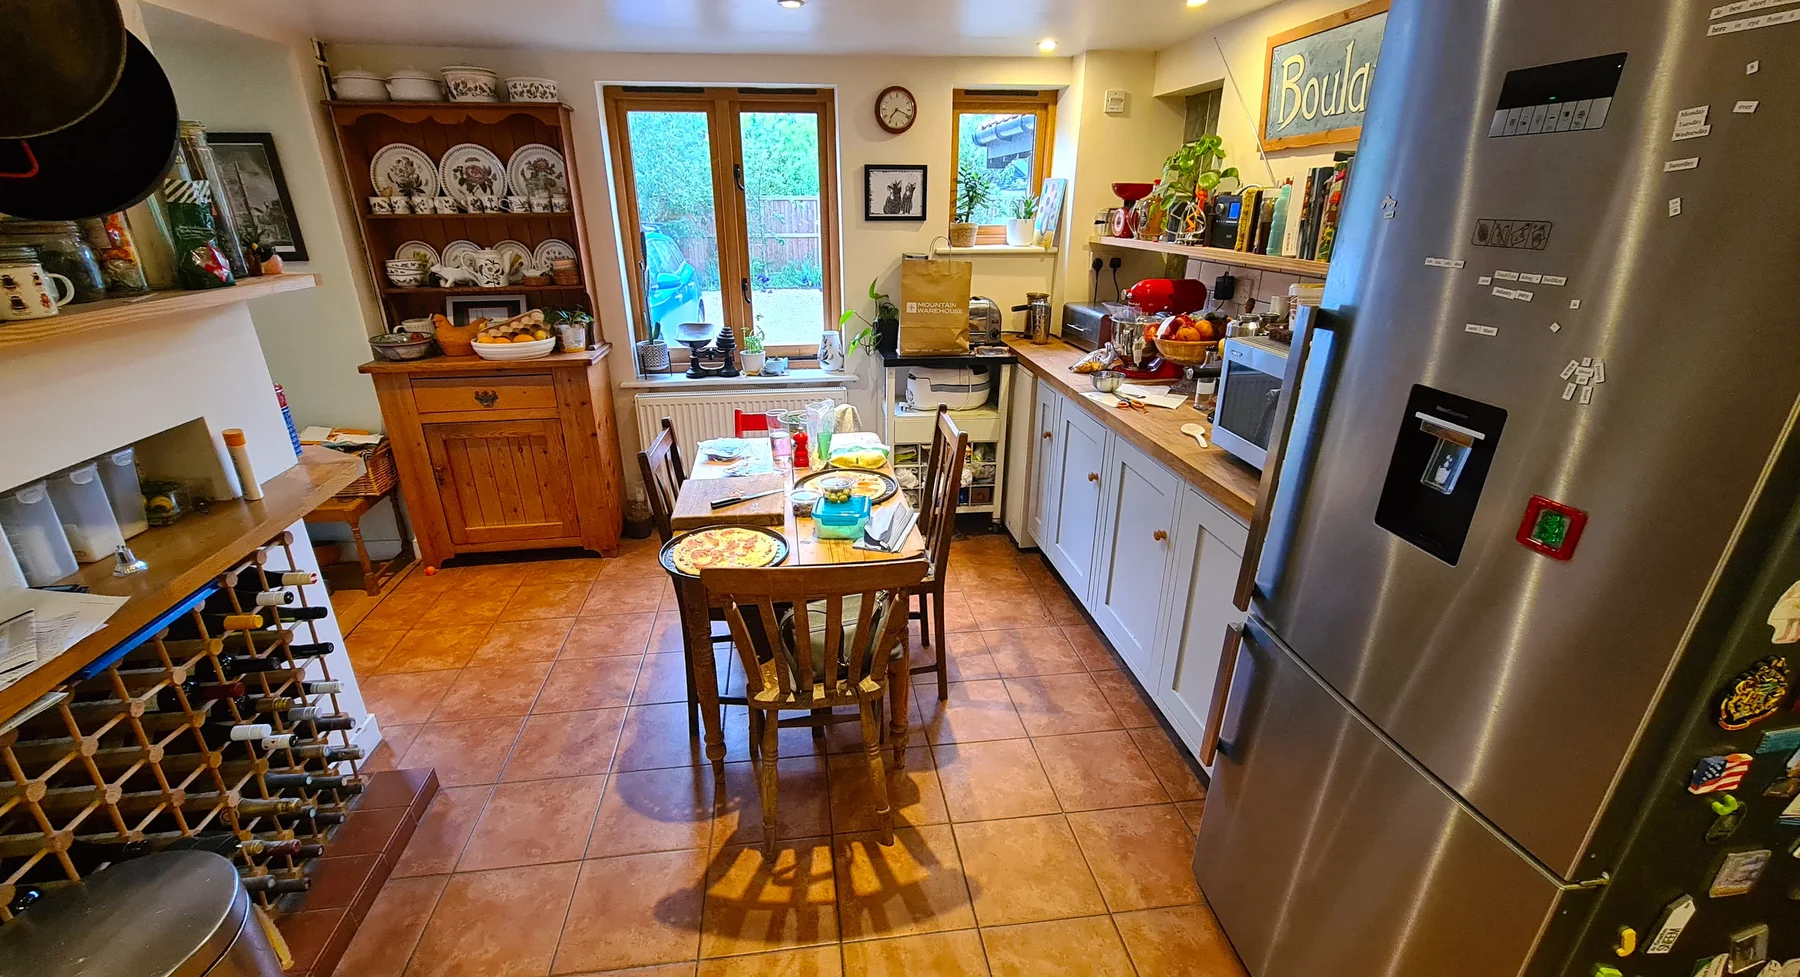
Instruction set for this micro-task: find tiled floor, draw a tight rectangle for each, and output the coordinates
[331,532,1248,977]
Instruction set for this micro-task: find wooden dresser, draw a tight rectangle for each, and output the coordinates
[360,347,624,565]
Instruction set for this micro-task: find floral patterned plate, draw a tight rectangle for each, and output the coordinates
[393,240,439,266]
[533,239,577,268]
[437,143,507,206]
[440,240,482,270]
[506,144,567,198]
[369,144,438,199]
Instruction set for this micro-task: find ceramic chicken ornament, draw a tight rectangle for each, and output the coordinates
[1767,580,1800,643]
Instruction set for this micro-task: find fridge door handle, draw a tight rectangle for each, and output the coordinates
[1234,304,1337,611]
[1200,622,1245,767]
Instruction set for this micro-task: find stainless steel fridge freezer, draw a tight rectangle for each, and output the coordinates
[1191,0,1800,974]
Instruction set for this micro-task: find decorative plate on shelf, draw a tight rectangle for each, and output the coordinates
[369,144,438,198]
[437,143,507,206]
[440,239,482,270]
[533,239,576,268]
[393,240,439,266]
[506,144,567,198]
[493,240,533,283]
[658,526,789,579]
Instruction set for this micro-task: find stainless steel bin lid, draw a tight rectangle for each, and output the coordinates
[0,850,249,977]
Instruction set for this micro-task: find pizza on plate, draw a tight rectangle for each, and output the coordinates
[671,528,782,575]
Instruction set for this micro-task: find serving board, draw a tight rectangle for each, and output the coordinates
[671,473,787,529]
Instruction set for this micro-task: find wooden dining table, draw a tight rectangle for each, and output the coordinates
[671,444,926,770]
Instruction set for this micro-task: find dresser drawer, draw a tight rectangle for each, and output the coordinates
[411,375,558,415]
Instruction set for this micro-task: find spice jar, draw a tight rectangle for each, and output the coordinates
[0,221,106,303]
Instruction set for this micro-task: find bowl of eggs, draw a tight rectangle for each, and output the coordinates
[471,310,557,360]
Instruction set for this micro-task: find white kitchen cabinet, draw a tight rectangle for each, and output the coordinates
[1027,377,1061,548]
[1040,397,1109,600]
[1091,436,1184,679]
[1152,486,1250,773]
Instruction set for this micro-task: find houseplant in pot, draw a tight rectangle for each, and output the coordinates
[949,160,992,248]
[838,278,900,358]
[636,319,670,373]
[1145,134,1239,240]
[740,323,767,375]
[1007,195,1039,246]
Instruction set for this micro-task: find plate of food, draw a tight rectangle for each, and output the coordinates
[659,526,789,578]
[796,469,898,505]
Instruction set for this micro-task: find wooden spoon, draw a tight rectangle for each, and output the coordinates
[1180,423,1209,449]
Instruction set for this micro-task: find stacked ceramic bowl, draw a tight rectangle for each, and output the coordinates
[386,69,443,101]
[333,70,387,100]
[385,259,427,288]
[505,77,559,102]
[442,66,501,102]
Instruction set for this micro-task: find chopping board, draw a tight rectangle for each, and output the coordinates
[672,473,788,530]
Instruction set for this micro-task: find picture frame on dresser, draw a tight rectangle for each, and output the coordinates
[446,293,527,325]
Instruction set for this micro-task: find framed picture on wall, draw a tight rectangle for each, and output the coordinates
[446,294,527,326]
[864,165,927,221]
[205,131,310,260]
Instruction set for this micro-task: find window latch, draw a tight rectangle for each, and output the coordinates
[740,277,752,303]
[734,163,745,192]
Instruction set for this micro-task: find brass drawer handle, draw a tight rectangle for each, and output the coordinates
[1087,472,1099,483]
[473,390,499,408]
[1153,530,1168,541]
[1042,431,1053,440]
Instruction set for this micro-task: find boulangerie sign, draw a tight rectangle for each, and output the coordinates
[899,258,972,354]
[1260,0,1389,151]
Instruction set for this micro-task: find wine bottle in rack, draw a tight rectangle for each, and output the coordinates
[294,715,356,733]
[241,874,310,895]
[289,743,362,762]
[259,772,314,790]
[233,570,316,589]
[243,839,324,859]
[233,587,296,607]
[153,679,246,713]
[309,776,364,796]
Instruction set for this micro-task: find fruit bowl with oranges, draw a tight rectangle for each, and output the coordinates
[1150,313,1218,367]
[472,310,557,360]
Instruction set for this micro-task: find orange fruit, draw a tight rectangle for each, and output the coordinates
[511,334,536,343]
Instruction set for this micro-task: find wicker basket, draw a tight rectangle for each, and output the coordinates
[1153,337,1218,367]
[337,439,399,497]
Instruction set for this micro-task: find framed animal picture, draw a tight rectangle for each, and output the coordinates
[864,165,927,221]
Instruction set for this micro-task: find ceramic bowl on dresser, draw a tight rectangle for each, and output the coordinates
[386,69,443,101]
[441,65,500,102]
[385,259,428,288]
[332,70,387,100]
[505,77,559,102]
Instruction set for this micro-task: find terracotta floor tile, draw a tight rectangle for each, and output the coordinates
[586,765,716,858]
[928,590,980,634]
[459,775,605,872]
[361,672,458,726]
[376,626,492,674]
[527,557,605,584]
[715,756,832,847]
[839,930,990,977]
[361,724,420,775]
[331,875,447,977]
[500,582,592,623]
[471,618,574,665]
[390,565,456,598]
[1090,669,1160,728]
[952,815,1106,926]
[980,916,1135,977]
[392,784,491,877]
[1128,727,1206,802]
[356,592,440,632]
[1003,673,1121,737]
[1062,626,1122,672]
[834,825,975,941]
[908,630,996,684]
[1176,799,1207,834]
[534,656,643,713]
[563,612,655,658]
[984,627,1086,678]
[431,586,515,627]
[398,717,524,787]
[566,966,694,977]
[585,576,664,616]
[1068,805,1202,911]
[633,652,690,705]
[695,947,840,977]
[1112,904,1248,977]
[931,740,1060,823]
[960,591,1048,631]
[1036,582,1089,627]
[447,565,531,591]
[719,706,825,762]
[915,680,1026,745]
[348,629,404,672]
[1031,731,1170,812]
[613,702,717,771]
[947,562,1029,592]
[431,662,553,721]
[595,545,667,581]
[829,747,945,833]
[503,708,627,782]
[553,850,707,974]
[701,841,838,958]
[648,611,688,655]
[403,862,577,977]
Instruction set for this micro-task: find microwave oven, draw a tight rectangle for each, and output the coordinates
[1212,335,1290,469]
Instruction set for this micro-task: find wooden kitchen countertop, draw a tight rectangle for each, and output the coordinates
[1006,337,1260,523]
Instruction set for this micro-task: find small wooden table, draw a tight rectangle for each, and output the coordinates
[669,458,925,770]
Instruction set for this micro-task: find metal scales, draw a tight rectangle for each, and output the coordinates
[672,322,738,379]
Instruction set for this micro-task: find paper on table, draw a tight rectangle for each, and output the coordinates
[1118,383,1189,409]
[692,438,776,479]
[0,589,129,661]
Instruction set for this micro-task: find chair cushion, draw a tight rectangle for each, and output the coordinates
[772,592,902,693]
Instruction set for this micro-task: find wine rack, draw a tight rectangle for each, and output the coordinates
[0,531,362,921]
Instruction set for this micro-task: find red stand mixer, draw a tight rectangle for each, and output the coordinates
[1107,277,1209,380]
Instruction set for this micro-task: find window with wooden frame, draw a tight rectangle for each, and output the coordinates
[603,87,840,363]
[950,90,1057,246]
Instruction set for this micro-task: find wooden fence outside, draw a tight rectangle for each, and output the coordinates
[671,195,821,281]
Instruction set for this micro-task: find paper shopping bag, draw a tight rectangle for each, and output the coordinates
[899,258,972,354]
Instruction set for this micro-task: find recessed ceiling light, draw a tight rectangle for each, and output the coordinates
[1038,38,1058,52]
[777,0,805,7]
[1187,0,1209,6]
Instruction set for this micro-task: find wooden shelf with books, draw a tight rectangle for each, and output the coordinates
[1087,236,1329,279]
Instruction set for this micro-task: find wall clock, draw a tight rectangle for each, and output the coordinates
[876,86,917,134]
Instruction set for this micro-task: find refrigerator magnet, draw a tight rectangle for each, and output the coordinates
[1694,954,1727,977]
[1766,581,1800,643]
[1718,656,1790,731]
[1762,776,1800,800]
[1690,754,1754,794]
[1706,807,1746,844]
[1645,894,1696,954]
[1708,849,1772,898]
[1756,727,1800,754]
[1780,793,1800,828]
[1730,924,1770,974]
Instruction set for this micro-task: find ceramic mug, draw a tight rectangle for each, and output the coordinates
[0,261,75,320]
[464,195,487,213]
[468,249,506,288]
[504,195,528,213]
[390,195,412,215]
[436,195,459,214]
[477,195,501,214]
[369,195,392,215]
[529,193,551,213]
[411,194,433,214]
[549,193,570,213]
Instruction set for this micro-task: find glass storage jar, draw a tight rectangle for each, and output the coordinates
[0,221,106,303]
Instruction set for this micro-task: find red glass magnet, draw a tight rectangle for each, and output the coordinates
[1517,495,1588,560]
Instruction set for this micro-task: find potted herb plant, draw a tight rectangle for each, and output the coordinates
[740,322,767,375]
[1145,135,1239,238]
[950,160,992,248]
[1007,195,1039,247]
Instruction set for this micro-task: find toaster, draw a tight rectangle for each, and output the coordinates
[1061,302,1115,352]
[968,296,1004,346]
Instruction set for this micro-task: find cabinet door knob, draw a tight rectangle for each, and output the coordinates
[1153,529,1168,542]
[1042,431,1053,440]
[1087,472,1100,483]
[473,390,499,408]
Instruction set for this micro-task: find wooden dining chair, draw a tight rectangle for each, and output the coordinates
[909,405,968,701]
[638,416,718,732]
[704,559,928,852]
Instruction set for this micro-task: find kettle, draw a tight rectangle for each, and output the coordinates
[1011,291,1052,344]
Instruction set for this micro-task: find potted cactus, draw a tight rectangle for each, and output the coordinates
[636,319,669,373]
[1007,195,1039,247]
[949,160,992,248]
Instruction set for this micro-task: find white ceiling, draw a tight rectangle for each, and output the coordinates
[262,0,1283,56]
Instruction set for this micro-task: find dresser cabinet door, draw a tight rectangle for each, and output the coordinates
[423,419,581,545]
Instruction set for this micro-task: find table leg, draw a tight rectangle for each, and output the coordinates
[674,576,727,770]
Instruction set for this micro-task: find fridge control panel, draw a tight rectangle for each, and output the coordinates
[1489,52,1629,137]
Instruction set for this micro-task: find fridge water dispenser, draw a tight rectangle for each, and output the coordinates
[1374,385,1507,565]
